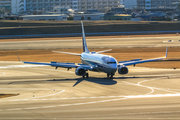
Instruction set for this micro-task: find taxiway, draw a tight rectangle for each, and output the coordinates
[0,34,180,119]
[0,35,180,50]
[0,61,180,119]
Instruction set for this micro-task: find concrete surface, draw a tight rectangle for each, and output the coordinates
[0,35,180,50]
[0,61,180,119]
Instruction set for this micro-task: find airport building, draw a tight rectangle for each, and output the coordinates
[123,0,137,9]
[25,0,124,12]
[10,0,124,14]
[0,0,26,15]
[73,13,104,20]
[22,14,67,21]
[11,0,26,14]
[77,0,124,12]
[0,0,11,12]
[137,0,180,10]
[26,0,78,12]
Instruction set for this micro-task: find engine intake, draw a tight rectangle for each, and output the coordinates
[118,66,128,75]
[75,67,86,76]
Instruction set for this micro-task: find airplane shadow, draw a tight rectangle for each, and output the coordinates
[113,76,166,80]
[48,77,117,87]
[7,75,169,87]
[48,75,168,87]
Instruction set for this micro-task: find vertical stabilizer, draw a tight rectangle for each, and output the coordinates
[81,21,89,53]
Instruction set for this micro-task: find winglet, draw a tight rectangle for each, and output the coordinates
[165,47,168,58]
[81,21,89,53]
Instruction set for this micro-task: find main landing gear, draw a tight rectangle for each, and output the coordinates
[107,73,114,79]
[83,73,89,78]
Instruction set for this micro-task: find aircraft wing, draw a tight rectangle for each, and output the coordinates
[119,47,168,66]
[23,61,93,70]
[119,57,165,66]
[52,51,81,56]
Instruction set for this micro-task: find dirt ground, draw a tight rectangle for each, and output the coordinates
[0,34,178,42]
[0,47,179,69]
[0,34,180,69]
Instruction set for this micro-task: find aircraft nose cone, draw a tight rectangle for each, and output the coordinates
[111,68,117,73]
[111,64,117,69]
[109,64,117,73]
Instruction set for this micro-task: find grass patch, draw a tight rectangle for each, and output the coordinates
[1,20,180,36]
[0,47,179,69]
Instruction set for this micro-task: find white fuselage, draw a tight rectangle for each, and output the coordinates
[81,52,118,74]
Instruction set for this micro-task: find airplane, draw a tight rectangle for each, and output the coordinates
[18,21,168,79]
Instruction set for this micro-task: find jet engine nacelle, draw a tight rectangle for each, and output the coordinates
[75,67,86,76]
[118,66,128,75]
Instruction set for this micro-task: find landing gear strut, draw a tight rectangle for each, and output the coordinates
[107,73,110,78]
[83,73,89,78]
[107,73,114,79]
[110,73,114,79]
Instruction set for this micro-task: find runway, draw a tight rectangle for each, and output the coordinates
[1,61,180,119]
[1,35,180,50]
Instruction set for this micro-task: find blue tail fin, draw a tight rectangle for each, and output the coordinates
[81,21,89,53]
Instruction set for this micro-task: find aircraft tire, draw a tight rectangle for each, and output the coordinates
[110,73,114,79]
[86,73,89,78]
[107,73,110,78]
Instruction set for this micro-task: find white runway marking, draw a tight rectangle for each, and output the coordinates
[3,92,180,112]
[32,67,74,73]
[126,93,180,98]
[1,93,180,111]
[0,88,65,102]
[0,65,47,69]
[123,81,155,95]
[33,90,66,99]
[0,72,5,75]
[0,39,80,44]
[1,74,180,112]
[0,88,63,90]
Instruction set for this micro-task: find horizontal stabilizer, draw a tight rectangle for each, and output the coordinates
[52,51,81,56]
[96,49,112,54]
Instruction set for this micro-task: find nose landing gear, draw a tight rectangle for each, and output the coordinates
[83,73,89,78]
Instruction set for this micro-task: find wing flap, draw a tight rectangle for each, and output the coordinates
[119,57,165,66]
[23,61,93,70]
[23,61,52,66]
[23,61,79,68]
[51,62,78,68]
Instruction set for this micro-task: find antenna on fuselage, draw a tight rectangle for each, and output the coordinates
[81,21,89,53]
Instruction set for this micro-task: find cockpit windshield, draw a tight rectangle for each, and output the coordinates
[101,56,117,64]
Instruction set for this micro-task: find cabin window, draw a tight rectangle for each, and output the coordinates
[101,56,117,64]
